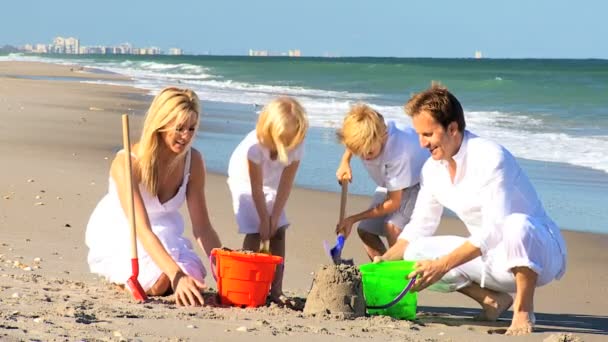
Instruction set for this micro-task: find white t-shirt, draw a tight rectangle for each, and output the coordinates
[398,130,567,260]
[227,130,304,193]
[361,121,429,191]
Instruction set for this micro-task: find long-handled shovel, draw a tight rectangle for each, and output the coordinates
[122,114,147,302]
[323,181,354,265]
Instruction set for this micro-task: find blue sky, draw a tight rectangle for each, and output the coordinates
[2,0,606,58]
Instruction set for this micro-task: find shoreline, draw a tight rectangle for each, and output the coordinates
[1,60,606,341]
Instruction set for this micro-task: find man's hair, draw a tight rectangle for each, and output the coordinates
[336,103,387,155]
[404,82,465,132]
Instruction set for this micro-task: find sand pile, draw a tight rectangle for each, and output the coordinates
[303,264,366,319]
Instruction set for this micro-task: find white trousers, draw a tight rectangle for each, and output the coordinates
[403,214,567,294]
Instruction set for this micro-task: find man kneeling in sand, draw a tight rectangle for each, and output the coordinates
[378,84,567,335]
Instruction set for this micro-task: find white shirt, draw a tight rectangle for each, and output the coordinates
[398,131,566,257]
[362,121,430,191]
[227,130,304,193]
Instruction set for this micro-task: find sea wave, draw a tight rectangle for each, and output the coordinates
[5,54,608,173]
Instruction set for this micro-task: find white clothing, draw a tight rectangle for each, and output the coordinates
[85,149,206,291]
[404,215,565,293]
[399,131,567,291]
[227,130,303,234]
[361,121,429,191]
[358,184,420,236]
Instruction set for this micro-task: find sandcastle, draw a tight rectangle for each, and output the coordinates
[303,264,366,319]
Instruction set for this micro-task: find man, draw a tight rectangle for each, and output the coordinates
[379,84,567,336]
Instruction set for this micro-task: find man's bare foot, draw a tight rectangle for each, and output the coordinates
[505,311,535,335]
[475,292,513,321]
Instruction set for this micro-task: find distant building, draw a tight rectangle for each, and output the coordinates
[22,37,174,56]
[168,48,183,55]
[288,49,301,57]
[35,44,48,53]
[474,50,483,59]
[249,49,269,56]
[50,36,80,54]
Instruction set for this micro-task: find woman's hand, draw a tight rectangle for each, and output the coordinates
[335,216,356,238]
[408,259,449,292]
[172,271,206,307]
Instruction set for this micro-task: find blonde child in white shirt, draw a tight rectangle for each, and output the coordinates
[335,104,429,260]
[227,96,308,306]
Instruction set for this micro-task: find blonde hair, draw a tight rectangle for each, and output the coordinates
[256,96,308,165]
[137,87,201,195]
[336,103,387,155]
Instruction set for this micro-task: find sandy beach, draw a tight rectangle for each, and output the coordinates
[1,61,607,341]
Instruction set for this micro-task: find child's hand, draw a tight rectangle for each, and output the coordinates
[269,213,280,238]
[335,163,352,184]
[335,216,355,238]
[259,216,271,241]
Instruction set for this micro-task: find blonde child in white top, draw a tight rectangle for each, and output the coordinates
[335,104,429,260]
[227,96,308,306]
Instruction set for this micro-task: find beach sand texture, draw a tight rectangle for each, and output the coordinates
[1,61,607,341]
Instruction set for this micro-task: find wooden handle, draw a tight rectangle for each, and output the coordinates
[122,114,137,259]
[339,181,348,222]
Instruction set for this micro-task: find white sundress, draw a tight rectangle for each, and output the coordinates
[85,149,206,290]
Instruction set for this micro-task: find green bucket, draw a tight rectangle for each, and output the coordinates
[359,260,418,320]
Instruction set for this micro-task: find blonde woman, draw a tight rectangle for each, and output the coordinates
[227,96,308,306]
[86,87,222,306]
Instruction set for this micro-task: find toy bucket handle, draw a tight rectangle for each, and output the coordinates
[366,277,416,310]
[209,253,218,281]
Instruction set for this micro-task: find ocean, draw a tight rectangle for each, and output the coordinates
[2,53,607,234]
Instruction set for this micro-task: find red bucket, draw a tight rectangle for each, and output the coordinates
[210,248,283,307]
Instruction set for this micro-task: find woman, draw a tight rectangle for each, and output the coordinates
[86,87,222,306]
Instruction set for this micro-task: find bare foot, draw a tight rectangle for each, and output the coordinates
[475,292,513,321]
[270,293,300,310]
[505,312,535,336]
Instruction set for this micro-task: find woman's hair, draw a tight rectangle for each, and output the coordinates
[336,103,387,156]
[137,87,200,195]
[256,96,308,164]
[404,82,465,132]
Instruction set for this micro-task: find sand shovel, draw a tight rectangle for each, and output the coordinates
[122,114,147,302]
[323,181,354,265]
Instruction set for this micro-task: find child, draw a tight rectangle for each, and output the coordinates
[335,103,429,260]
[227,96,308,305]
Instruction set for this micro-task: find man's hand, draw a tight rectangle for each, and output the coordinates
[408,259,449,292]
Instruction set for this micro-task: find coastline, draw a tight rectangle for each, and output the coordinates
[1,60,606,341]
